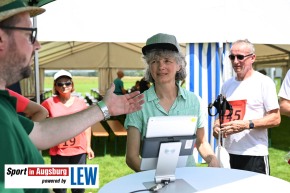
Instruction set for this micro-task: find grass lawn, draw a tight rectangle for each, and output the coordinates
[43,76,290,193]
[268,115,290,181]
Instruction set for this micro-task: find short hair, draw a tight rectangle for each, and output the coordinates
[231,39,255,54]
[142,49,187,83]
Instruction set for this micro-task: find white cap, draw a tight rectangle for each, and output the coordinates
[53,70,72,80]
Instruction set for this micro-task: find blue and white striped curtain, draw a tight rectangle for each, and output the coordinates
[185,42,232,163]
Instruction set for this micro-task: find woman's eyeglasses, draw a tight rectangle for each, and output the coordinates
[229,53,253,61]
[0,26,37,44]
[56,81,72,87]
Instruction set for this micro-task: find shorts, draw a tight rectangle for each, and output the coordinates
[229,153,270,175]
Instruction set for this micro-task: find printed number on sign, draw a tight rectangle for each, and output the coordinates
[223,100,246,123]
[58,135,82,148]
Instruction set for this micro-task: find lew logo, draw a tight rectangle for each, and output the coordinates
[5,164,99,189]
[70,167,98,185]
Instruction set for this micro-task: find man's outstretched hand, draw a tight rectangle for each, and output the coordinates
[103,83,145,116]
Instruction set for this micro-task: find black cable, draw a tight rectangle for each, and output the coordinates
[129,180,170,193]
[129,189,150,193]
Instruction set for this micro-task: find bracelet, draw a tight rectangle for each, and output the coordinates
[97,101,110,120]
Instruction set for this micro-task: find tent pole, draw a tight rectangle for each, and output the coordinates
[33,17,41,104]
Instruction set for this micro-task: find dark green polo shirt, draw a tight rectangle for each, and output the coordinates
[0,90,48,193]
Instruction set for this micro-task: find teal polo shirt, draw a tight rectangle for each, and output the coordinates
[124,84,206,138]
[113,78,124,95]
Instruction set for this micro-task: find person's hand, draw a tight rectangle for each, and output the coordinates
[221,120,248,137]
[213,124,220,139]
[103,83,144,116]
[87,146,95,160]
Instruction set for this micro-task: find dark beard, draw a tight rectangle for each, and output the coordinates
[6,66,32,87]
[4,36,33,87]
[20,65,32,79]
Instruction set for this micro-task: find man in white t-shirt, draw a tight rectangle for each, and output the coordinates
[213,39,280,175]
[278,69,290,116]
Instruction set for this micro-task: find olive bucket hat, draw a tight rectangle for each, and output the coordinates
[142,33,181,55]
[0,0,45,22]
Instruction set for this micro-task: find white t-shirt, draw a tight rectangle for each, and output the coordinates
[278,69,290,100]
[221,71,279,156]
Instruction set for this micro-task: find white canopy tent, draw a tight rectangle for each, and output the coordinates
[37,0,290,44]
[35,42,149,96]
[21,0,290,100]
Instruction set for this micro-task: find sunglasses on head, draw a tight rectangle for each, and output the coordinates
[229,53,253,61]
[56,81,72,87]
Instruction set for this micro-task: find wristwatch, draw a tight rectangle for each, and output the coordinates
[97,101,110,120]
[249,120,254,129]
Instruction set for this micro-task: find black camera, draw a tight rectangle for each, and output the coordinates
[208,94,233,117]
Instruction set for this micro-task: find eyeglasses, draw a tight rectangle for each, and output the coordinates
[0,26,37,44]
[56,81,72,87]
[229,53,253,61]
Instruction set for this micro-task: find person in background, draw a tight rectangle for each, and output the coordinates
[41,70,94,193]
[213,39,280,174]
[0,1,144,192]
[112,70,129,124]
[125,33,219,172]
[113,70,127,95]
[130,80,140,93]
[139,77,150,93]
[278,69,290,116]
[7,88,48,121]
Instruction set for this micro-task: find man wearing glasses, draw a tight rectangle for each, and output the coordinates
[0,1,144,193]
[213,39,280,174]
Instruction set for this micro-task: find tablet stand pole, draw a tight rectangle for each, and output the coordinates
[143,142,197,193]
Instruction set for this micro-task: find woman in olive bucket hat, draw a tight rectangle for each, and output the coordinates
[125,33,219,172]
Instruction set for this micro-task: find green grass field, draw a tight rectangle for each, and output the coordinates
[43,76,290,193]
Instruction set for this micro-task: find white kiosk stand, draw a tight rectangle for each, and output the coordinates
[143,142,197,193]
